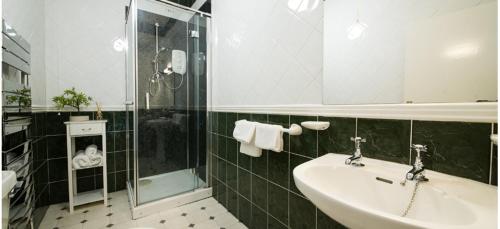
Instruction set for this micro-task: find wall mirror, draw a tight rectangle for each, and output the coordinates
[323,0,498,105]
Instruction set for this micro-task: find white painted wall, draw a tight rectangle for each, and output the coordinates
[44,0,128,110]
[212,0,324,106]
[3,0,46,108]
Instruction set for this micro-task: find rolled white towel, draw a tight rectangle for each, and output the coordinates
[85,144,98,156]
[88,150,103,166]
[73,150,90,169]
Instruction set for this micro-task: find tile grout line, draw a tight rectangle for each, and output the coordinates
[409,120,413,165]
[236,112,240,220]
[287,114,291,228]
[354,117,358,137]
[248,114,253,225]
[266,150,269,229]
[289,151,314,160]
[316,115,319,158]
[315,115,319,229]
[225,113,228,208]
[265,114,270,229]
[268,212,288,228]
[215,114,219,203]
[315,206,318,229]
[489,122,494,185]
[46,132,51,204]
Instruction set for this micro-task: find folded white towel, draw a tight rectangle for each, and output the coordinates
[255,123,284,152]
[240,141,262,157]
[85,144,98,156]
[233,120,257,144]
[73,150,90,169]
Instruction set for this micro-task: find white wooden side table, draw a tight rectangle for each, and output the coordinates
[64,120,107,213]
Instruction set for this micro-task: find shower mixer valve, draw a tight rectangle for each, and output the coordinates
[149,22,187,95]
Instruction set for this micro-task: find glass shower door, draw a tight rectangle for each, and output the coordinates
[131,0,209,205]
[187,12,208,188]
[125,0,137,202]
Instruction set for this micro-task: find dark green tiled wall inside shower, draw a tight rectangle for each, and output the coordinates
[208,111,496,229]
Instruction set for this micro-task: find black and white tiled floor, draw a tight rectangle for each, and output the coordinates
[38,190,247,229]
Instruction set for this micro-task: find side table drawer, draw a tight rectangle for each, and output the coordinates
[69,123,102,136]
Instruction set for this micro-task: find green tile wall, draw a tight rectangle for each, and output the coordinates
[357,118,411,164]
[208,111,497,229]
[208,112,346,229]
[32,111,131,206]
[412,121,492,183]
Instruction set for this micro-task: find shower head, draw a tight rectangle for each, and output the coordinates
[152,47,167,64]
[156,47,166,56]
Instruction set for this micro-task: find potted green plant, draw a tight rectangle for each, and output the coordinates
[52,87,93,121]
[6,87,31,111]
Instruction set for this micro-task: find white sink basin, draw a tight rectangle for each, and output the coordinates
[293,153,497,229]
[2,171,16,198]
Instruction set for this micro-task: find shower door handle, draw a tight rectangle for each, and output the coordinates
[125,101,134,105]
[146,93,150,110]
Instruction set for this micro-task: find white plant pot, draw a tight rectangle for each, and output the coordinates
[70,115,90,122]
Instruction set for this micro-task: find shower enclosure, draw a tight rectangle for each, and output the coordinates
[125,0,211,218]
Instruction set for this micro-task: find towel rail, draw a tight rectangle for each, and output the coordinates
[282,124,302,135]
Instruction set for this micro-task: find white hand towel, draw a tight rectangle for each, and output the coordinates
[255,123,284,152]
[233,120,257,144]
[240,141,262,157]
[72,150,90,169]
[85,144,98,156]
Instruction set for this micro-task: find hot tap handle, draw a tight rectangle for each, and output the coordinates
[411,144,427,152]
[350,137,366,143]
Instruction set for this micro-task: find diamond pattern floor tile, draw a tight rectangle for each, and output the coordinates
[39,191,247,229]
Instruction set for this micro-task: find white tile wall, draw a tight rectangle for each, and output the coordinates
[3,0,47,107]
[6,0,323,108]
[212,0,324,106]
[44,0,128,109]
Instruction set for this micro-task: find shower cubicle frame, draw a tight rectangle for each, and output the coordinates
[125,0,213,219]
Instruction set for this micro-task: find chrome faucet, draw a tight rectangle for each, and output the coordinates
[405,144,429,182]
[345,137,366,167]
